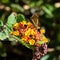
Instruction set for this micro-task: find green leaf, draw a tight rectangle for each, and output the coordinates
[11,36,31,49]
[11,4,24,12]
[0,32,7,40]
[37,41,45,44]
[46,4,54,12]
[8,35,17,41]
[41,54,50,60]
[42,6,53,18]
[7,12,17,25]
[7,12,17,30]
[0,42,3,48]
[1,0,9,3]
[9,35,34,50]
[29,2,35,7]
[57,32,60,42]
[0,20,3,26]
[1,53,7,57]
[17,14,25,22]
[0,27,9,40]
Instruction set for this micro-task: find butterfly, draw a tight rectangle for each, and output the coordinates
[30,13,40,30]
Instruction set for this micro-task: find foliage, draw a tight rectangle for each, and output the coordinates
[0,0,60,60]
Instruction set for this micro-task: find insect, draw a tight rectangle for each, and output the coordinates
[30,13,40,30]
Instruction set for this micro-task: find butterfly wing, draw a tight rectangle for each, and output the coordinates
[30,13,40,29]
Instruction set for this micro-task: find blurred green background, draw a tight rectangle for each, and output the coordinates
[0,0,60,60]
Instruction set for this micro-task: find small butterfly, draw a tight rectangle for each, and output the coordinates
[30,13,40,30]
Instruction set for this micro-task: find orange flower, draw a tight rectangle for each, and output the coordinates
[10,19,48,46]
[19,22,24,28]
[22,36,30,43]
[35,43,40,47]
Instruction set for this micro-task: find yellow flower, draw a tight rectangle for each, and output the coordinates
[27,22,32,26]
[22,20,27,25]
[29,39,35,45]
[10,31,13,35]
[42,36,48,43]
[40,28,45,34]
[31,29,35,35]
[25,28,31,36]
[27,22,34,28]
[22,37,27,42]
[10,31,19,36]
[14,23,19,27]
[13,23,19,30]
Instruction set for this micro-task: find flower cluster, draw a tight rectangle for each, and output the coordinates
[10,20,48,46]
